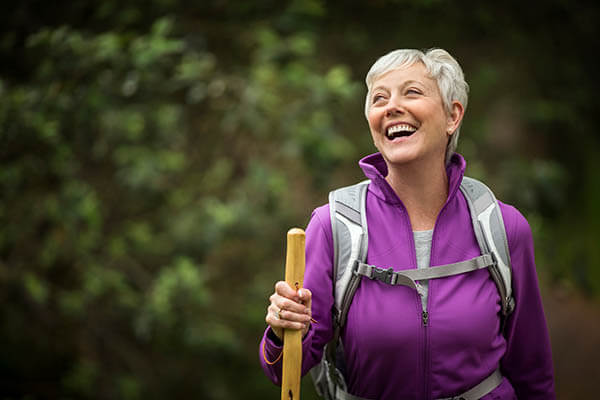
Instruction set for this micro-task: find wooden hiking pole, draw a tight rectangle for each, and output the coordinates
[281,228,306,400]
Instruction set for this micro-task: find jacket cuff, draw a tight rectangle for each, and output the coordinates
[263,324,315,350]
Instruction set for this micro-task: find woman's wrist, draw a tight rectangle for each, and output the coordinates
[267,327,284,346]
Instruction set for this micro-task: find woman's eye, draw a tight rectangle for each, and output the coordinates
[372,94,385,103]
[406,88,421,95]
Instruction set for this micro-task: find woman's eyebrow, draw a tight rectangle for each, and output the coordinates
[372,80,427,93]
[402,79,427,88]
[371,85,389,93]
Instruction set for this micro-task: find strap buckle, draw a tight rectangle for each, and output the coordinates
[371,267,396,284]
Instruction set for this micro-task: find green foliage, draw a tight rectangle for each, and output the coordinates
[0,5,361,398]
[0,1,599,399]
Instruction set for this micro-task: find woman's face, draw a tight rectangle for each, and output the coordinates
[366,63,463,169]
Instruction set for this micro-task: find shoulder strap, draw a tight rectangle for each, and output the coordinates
[308,181,369,397]
[329,180,369,327]
[459,176,515,317]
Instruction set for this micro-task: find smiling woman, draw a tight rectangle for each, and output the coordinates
[259,48,555,400]
[365,49,468,162]
[366,63,464,179]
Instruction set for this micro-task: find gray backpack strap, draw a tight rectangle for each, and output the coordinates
[335,367,503,400]
[355,254,495,289]
[310,180,369,400]
[460,176,515,317]
[329,180,370,327]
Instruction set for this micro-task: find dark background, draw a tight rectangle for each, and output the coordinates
[1,0,599,398]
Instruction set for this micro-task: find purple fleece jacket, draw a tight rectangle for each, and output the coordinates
[260,153,555,399]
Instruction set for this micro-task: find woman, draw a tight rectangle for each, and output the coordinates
[259,48,555,399]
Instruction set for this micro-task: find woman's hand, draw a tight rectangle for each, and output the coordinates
[265,281,312,341]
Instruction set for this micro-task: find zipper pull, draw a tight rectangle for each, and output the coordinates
[422,311,429,326]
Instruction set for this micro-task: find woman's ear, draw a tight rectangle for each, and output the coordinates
[447,101,465,136]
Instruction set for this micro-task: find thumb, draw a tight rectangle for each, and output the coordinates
[298,288,312,311]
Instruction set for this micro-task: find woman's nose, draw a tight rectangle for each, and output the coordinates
[384,97,404,117]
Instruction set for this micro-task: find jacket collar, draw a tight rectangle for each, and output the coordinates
[358,152,467,205]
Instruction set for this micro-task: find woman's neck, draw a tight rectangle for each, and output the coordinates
[385,159,449,231]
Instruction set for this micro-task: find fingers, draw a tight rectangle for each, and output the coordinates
[271,282,310,316]
[297,288,313,337]
[265,304,309,340]
[275,281,301,302]
[265,282,313,339]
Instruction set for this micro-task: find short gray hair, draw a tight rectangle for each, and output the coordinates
[364,48,469,162]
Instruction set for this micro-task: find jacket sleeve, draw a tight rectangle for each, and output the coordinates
[259,205,335,385]
[499,203,556,399]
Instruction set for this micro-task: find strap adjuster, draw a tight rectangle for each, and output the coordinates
[351,259,361,274]
[489,251,499,267]
[353,261,399,285]
[371,267,396,284]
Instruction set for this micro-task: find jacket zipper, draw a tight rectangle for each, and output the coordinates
[417,267,430,399]
[412,233,431,400]
[422,296,430,400]
[417,238,432,400]
[421,180,458,399]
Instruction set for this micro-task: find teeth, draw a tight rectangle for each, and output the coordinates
[386,123,417,138]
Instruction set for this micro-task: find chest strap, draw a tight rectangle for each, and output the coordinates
[334,368,503,400]
[354,254,495,290]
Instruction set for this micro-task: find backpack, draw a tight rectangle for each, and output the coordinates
[309,176,515,400]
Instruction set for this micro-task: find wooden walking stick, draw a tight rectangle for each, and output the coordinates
[281,228,306,400]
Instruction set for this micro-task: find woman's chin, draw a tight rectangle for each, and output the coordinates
[380,150,418,166]
[380,147,444,168]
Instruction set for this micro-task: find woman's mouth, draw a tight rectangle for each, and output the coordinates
[386,123,417,140]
